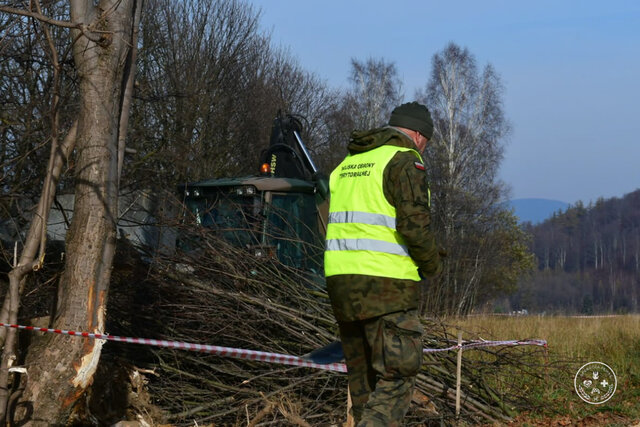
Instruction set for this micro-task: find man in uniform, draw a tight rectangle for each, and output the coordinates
[324,102,443,426]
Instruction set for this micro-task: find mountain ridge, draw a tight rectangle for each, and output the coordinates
[508,198,569,224]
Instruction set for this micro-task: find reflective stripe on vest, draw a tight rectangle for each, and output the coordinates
[324,145,423,280]
[325,238,410,257]
[328,211,396,229]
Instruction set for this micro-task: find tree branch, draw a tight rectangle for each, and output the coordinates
[0,5,104,43]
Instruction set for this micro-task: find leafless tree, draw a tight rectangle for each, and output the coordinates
[311,101,353,174]
[315,57,404,174]
[0,2,77,221]
[128,0,264,185]
[125,0,341,189]
[418,42,530,315]
[0,0,142,423]
[515,190,640,314]
[343,57,404,130]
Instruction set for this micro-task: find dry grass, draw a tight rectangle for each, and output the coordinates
[448,315,640,420]
[452,315,640,378]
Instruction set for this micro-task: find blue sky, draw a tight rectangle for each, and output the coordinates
[249,0,640,205]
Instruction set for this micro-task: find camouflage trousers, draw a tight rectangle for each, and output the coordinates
[338,309,423,427]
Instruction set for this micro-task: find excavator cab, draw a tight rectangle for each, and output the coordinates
[178,112,328,274]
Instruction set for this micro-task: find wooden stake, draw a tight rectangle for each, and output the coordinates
[345,384,354,427]
[455,330,462,419]
[543,344,550,391]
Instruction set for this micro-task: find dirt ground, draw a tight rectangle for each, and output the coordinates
[502,412,640,427]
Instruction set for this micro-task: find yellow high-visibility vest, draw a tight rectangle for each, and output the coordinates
[324,145,422,280]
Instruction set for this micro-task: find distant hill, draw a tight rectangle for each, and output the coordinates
[508,198,569,224]
[509,189,640,314]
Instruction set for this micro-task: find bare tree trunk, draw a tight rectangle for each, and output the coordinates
[0,0,80,417]
[118,0,143,183]
[0,121,77,423]
[634,231,640,271]
[11,1,139,424]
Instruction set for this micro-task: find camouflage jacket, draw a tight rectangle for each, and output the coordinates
[326,126,442,322]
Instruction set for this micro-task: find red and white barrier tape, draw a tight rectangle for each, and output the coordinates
[423,339,547,353]
[0,322,547,373]
[0,322,347,373]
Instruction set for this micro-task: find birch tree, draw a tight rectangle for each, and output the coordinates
[419,42,531,314]
[344,57,403,130]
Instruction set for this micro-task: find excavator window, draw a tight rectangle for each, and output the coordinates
[265,192,323,272]
[181,191,262,250]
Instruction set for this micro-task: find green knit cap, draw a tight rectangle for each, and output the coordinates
[388,102,434,139]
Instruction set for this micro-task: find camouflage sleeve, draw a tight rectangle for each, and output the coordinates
[384,152,442,278]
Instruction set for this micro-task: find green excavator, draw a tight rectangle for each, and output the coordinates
[177,112,329,275]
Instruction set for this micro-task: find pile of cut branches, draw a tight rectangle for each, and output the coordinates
[101,224,561,426]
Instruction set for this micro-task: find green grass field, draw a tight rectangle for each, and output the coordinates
[449,315,640,424]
